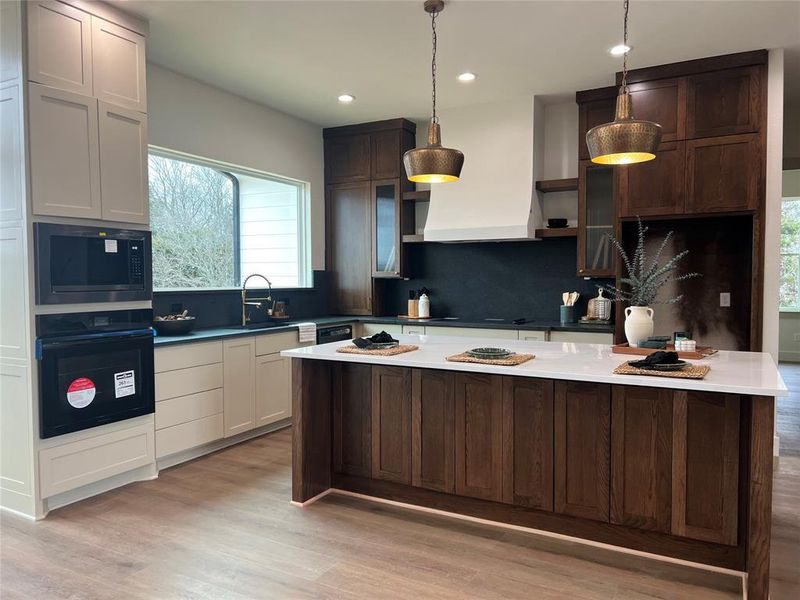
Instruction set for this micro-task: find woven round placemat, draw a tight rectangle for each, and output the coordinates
[613,362,710,380]
[336,344,419,356]
[446,352,535,366]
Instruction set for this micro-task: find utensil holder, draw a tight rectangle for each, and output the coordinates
[560,305,576,324]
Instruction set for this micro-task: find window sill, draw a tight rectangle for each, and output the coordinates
[780,308,800,314]
[154,286,315,295]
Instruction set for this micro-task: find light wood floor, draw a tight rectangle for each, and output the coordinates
[1,366,799,600]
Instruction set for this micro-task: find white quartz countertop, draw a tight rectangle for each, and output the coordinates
[281,335,789,397]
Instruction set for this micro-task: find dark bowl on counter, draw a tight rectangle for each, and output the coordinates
[153,317,196,336]
[547,218,568,229]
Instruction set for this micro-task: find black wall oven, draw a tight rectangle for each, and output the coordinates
[34,223,152,304]
[36,310,155,439]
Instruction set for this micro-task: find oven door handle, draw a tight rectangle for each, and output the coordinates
[35,328,154,360]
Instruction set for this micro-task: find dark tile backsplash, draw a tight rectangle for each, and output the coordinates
[153,271,330,329]
[379,238,614,322]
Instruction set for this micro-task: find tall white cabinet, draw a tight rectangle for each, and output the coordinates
[0,0,151,520]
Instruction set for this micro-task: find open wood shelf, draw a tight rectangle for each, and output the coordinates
[402,234,426,243]
[535,227,578,238]
[402,190,431,202]
[535,178,579,193]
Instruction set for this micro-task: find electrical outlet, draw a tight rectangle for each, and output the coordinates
[794,333,800,342]
[719,292,731,307]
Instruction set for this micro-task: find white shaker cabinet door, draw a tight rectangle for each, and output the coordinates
[28,83,101,219]
[98,101,148,224]
[223,337,256,437]
[91,17,147,112]
[0,84,24,223]
[27,0,92,95]
[255,353,291,428]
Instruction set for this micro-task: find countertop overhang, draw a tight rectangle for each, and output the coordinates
[281,335,789,397]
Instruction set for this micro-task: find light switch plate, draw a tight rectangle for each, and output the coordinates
[720,292,731,307]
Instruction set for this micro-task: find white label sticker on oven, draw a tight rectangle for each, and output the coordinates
[104,239,118,253]
[67,377,96,408]
[114,370,135,398]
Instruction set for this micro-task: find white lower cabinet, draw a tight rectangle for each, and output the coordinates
[549,331,614,344]
[361,323,402,337]
[401,325,426,336]
[255,353,291,427]
[517,330,547,342]
[424,326,519,340]
[223,337,256,437]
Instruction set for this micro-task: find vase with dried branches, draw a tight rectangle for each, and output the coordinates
[599,219,701,347]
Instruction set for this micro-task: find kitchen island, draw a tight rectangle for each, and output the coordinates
[282,336,787,600]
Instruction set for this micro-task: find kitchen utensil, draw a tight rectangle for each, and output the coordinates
[587,289,611,320]
[562,292,569,306]
[560,305,576,324]
[568,292,579,306]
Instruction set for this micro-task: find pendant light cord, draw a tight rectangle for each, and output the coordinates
[621,0,629,92]
[431,8,438,124]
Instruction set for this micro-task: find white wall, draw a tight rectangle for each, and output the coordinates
[146,65,325,271]
[763,49,784,361]
[542,101,578,180]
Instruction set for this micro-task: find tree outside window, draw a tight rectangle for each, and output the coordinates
[781,198,800,310]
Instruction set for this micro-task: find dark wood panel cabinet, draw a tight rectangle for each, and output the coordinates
[685,133,760,214]
[554,381,610,522]
[454,373,504,502]
[371,129,402,179]
[618,141,686,218]
[412,369,455,493]
[578,94,616,160]
[672,391,740,545]
[611,386,673,533]
[332,363,372,477]
[371,366,412,484]
[502,378,554,510]
[326,182,373,314]
[687,66,761,139]
[325,134,371,183]
[627,78,686,142]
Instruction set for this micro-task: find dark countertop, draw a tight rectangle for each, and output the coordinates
[153,315,614,347]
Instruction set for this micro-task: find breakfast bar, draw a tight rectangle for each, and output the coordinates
[282,336,788,600]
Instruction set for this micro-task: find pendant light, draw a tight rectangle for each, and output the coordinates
[586,0,662,165]
[403,0,464,183]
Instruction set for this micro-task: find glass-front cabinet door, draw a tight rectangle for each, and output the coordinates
[578,161,616,277]
[371,179,402,278]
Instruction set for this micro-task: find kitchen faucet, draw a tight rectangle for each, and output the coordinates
[241,273,274,326]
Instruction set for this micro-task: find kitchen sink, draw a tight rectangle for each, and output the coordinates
[238,321,293,330]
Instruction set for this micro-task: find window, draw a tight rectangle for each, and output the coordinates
[148,150,310,290]
[781,197,800,310]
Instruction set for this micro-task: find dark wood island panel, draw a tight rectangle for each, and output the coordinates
[292,359,776,599]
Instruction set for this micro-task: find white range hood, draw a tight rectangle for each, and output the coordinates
[423,97,543,242]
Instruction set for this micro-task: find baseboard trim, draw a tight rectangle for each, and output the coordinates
[290,488,332,507]
[329,488,746,583]
[156,419,292,471]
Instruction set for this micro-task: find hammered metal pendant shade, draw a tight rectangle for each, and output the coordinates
[404,121,464,183]
[586,91,662,165]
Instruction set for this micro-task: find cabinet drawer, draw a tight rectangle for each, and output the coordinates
[156,414,224,459]
[255,331,301,356]
[550,331,614,344]
[155,363,223,401]
[517,331,546,342]
[155,341,222,373]
[425,326,519,340]
[361,323,402,337]
[155,388,223,430]
[39,420,154,498]
[402,325,426,336]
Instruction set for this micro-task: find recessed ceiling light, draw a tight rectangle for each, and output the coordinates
[338,94,355,104]
[609,44,631,56]
[457,72,476,82]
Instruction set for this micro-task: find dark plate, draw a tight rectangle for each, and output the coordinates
[467,347,513,359]
[629,359,689,371]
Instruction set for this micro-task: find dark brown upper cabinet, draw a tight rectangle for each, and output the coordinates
[332,363,372,477]
[686,66,762,139]
[554,381,610,522]
[454,373,504,502]
[577,92,617,161]
[371,129,402,179]
[578,160,616,277]
[501,377,554,511]
[412,369,456,494]
[686,133,760,214]
[671,391,741,546]
[371,366,412,484]
[619,141,686,218]
[325,134,371,184]
[611,386,673,533]
[626,78,686,142]
[326,182,373,315]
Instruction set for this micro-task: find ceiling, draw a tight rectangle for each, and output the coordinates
[119,0,800,127]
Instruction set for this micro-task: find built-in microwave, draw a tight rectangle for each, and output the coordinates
[34,223,152,305]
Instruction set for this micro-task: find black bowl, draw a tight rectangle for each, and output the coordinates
[547,218,568,228]
[153,317,196,336]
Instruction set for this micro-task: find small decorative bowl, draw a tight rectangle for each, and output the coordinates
[548,218,568,229]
